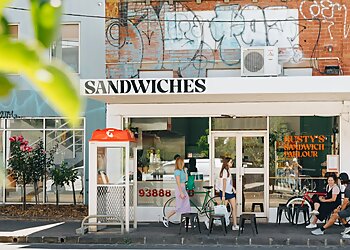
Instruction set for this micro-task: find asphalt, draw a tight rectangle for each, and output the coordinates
[0,218,349,247]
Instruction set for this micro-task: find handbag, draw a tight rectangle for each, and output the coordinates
[214,204,230,226]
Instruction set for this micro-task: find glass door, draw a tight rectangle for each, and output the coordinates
[211,131,268,218]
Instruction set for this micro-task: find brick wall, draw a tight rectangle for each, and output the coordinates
[106,0,349,78]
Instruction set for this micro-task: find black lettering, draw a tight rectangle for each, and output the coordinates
[121,80,131,93]
[96,80,107,94]
[194,79,206,93]
[85,80,96,94]
[151,80,157,93]
[169,79,182,93]
[107,80,118,94]
[131,80,150,93]
[184,79,194,93]
[157,79,168,93]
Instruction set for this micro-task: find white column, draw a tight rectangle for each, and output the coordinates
[125,145,130,232]
[106,110,123,128]
[340,110,350,174]
[106,114,123,184]
[133,146,138,229]
[236,135,243,215]
[88,142,98,232]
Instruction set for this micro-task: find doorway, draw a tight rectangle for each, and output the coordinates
[210,131,269,218]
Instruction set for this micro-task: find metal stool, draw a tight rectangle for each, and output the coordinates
[251,202,264,212]
[179,212,201,234]
[292,205,310,225]
[238,213,258,236]
[276,203,292,224]
[208,214,227,236]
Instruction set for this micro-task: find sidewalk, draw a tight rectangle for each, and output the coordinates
[0,218,349,247]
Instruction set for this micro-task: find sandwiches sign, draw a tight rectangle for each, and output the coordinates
[81,78,207,95]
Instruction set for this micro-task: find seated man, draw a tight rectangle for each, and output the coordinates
[311,173,350,238]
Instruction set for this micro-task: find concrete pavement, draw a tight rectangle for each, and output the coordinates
[0,218,349,247]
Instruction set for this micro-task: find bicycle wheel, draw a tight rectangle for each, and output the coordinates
[285,196,312,225]
[203,196,233,220]
[163,197,181,225]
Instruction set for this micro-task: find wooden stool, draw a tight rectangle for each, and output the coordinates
[238,213,258,236]
[276,203,292,224]
[251,202,264,212]
[208,214,227,236]
[179,212,201,234]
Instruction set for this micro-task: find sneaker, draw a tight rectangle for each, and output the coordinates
[232,225,239,230]
[311,228,324,235]
[310,210,319,216]
[162,217,169,228]
[343,233,350,239]
[204,220,209,230]
[185,224,196,228]
[306,223,317,229]
[341,227,350,235]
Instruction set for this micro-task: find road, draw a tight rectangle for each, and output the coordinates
[0,243,344,250]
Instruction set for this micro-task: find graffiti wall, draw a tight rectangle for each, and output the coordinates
[299,0,350,39]
[106,1,348,78]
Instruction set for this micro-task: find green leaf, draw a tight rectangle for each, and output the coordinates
[0,39,82,127]
[30,0,62,48]
[26,61,83,127]
[0,16,9,36]
[0,39,42,74]
[0,73,14,97]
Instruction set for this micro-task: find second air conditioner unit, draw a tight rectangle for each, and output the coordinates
[241,46,281,77]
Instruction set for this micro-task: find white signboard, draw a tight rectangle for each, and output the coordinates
[327,155,339,172]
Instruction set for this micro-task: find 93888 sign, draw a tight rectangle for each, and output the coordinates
[139,188,171,197]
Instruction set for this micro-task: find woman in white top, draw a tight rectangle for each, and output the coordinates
[218,157,238,230]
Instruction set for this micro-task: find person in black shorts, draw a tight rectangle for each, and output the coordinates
[311,172,350,238]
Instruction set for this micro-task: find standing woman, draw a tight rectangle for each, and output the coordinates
[218,157,238,230]
[163,157,191,227]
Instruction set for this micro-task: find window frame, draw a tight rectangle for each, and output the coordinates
[50,22,81,74]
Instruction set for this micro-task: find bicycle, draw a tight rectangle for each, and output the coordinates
[285,189,326,225]
[163,186,233,225]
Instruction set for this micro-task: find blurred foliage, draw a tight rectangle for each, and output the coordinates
[0,0,82,127]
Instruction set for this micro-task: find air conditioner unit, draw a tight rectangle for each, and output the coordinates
[241,46,281,77]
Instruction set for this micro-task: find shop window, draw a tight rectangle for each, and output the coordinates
[7,119,43,129]
[45,130,85,204]
[45,118,84,129]
[2,117,85,204]
[5,130,44,203]
[268,116,339,208]
[51,23,80,73]
[129,117,210,207]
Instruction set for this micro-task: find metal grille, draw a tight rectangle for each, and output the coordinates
[97,185,134,222]
[243,50,264,73]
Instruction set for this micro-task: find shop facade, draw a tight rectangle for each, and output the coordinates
[82,75,350,222]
